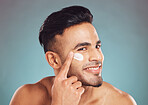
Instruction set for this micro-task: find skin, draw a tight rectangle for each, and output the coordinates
[9,23,137,105]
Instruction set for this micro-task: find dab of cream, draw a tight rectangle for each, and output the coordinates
[74,53,83,61]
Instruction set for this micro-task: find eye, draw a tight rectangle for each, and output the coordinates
[77,47,87,51]
[96,44,101,49]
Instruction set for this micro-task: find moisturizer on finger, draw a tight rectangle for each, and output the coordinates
[73,53,83,61]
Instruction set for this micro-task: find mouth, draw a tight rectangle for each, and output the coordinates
[83,63,102,74]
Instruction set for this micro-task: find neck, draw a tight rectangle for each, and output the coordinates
[79,82,108,104]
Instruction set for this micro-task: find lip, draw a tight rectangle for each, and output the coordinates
[83,65,102,74]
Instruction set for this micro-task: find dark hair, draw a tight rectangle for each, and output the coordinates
[39,5,93,53]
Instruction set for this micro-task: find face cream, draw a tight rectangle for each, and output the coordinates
[73,53,83,61]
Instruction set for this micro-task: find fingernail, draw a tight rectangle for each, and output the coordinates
[69,51,73,57]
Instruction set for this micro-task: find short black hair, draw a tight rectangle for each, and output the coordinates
[39,5,93,53]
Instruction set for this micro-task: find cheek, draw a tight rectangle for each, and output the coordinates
[73,52,89,62]
[70,53,88,71]
[73,53,84,61]
[73,52,89,65]
[69,54,84,74]
[71,59,83,71]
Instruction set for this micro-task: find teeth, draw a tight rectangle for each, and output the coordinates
[87,66,99,70]
[99,63,102,67]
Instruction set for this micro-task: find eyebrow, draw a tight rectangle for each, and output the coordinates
[73,40,101,50]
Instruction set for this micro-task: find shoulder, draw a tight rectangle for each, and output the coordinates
[10,76,55,105]
[103,82,137,105]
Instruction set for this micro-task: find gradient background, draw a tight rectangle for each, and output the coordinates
[0,0,148,105]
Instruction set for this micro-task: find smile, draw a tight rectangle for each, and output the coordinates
[86,66,100,70]
[83,63,102,74]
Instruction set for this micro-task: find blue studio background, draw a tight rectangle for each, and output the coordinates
[0,0,148,105]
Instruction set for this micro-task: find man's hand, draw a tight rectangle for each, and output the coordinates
[51,52,85,105]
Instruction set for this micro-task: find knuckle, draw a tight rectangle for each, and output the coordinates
[54,77,61,83]
[62,80,68,86]
[74,76,78,80]
[77,81,82,86]
[70,85,74,90]
[71,76,78,81]
[68,76,77,82]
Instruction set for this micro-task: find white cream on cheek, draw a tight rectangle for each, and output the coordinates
[73,53,83,61]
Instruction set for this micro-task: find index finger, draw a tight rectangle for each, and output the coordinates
[57,51,74,78]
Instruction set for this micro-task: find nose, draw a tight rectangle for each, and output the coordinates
[89,49,104,62]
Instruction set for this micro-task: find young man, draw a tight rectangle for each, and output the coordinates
[10,6,137,105]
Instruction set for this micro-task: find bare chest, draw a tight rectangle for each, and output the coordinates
[78,95,122,105]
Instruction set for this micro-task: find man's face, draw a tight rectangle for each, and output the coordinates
[55,22,104,87]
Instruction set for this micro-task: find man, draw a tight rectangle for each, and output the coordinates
[10,6,137,105]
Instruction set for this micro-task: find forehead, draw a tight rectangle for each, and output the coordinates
[55,23,100,53]
[57,23,99,43]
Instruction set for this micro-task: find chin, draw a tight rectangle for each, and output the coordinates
[81,76,103,87]
[92,82,103,87]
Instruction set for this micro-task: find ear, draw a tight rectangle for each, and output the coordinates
[45,51,62,69]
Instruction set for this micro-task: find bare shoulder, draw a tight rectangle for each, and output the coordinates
[9,76,55,105]
[103,81,137,105]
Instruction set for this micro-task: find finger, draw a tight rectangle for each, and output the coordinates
[58,51,74,78]
[72,81,82,89]
[76,87,85,95]
[62,76,78,86]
